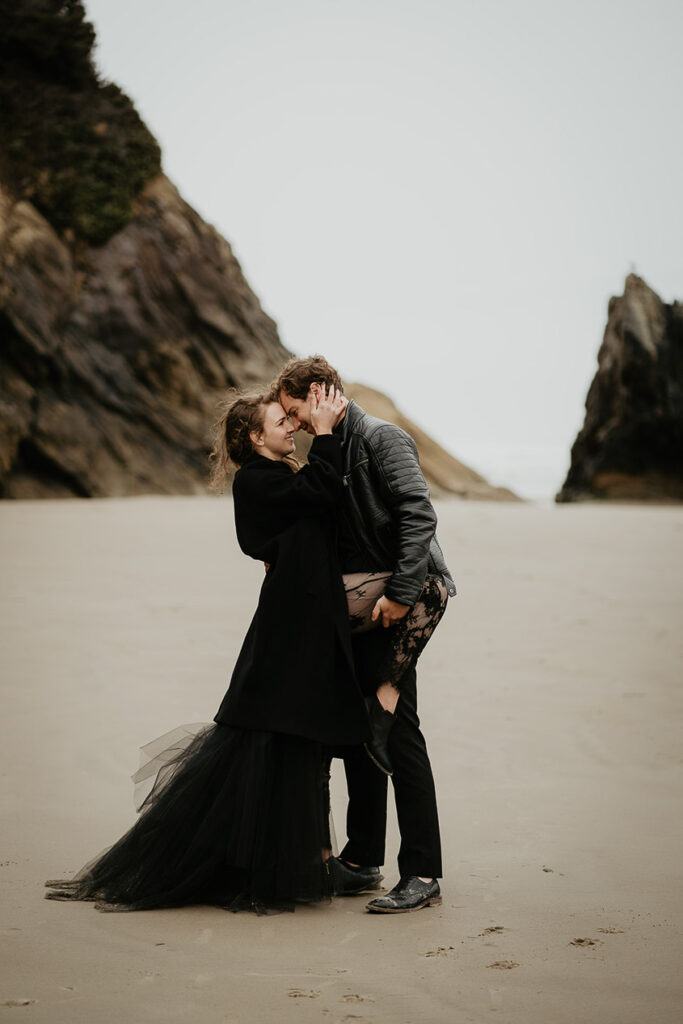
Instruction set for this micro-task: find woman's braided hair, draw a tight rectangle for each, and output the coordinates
[209,391,268,492]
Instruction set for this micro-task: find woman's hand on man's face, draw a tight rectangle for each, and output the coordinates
[310,384,346,435]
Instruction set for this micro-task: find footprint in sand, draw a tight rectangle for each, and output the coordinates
[2,1000,37,1007]
[342,994,375,1003]
[287,989,320,998]
[479,926,506,946]
[486,961,520,970]
[569,937,603,947]
[423,945,456,957]
[597,927,625,934]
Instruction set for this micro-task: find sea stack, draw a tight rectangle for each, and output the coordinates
[557,275,683,503]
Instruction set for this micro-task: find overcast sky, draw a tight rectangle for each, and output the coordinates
[85,0,682,499]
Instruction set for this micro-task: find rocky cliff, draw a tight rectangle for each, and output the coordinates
[557,275,683,502]
[0,0,515,500]
[0,175,291,496]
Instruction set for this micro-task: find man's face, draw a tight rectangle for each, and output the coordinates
[279,386,317,435]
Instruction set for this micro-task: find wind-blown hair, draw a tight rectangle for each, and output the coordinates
[209,392,268,492]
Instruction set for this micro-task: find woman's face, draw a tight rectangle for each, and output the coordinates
[251,402,296,461]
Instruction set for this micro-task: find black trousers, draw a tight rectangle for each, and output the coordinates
[338,631,443,879]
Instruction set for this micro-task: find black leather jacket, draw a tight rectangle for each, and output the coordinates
[335,401,455,606]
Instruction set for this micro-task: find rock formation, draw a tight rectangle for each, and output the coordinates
[557,275,683,502]
[0,176,291,497]
[0,0,515,500]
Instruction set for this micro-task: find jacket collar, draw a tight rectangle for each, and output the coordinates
[336,399,364,445]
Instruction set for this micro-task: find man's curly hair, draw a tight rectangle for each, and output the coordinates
[273,355,344,400]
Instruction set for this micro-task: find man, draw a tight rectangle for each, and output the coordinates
[275,356,455,913]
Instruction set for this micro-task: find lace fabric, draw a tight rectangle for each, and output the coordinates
[343,572,448,690]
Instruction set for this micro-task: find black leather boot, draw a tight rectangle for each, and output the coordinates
[328,857,383,896]
[364,695,395,776]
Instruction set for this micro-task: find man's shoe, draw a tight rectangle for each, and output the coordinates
[366,876,441,913]
[329,857,383,896]
[364,696,394,776]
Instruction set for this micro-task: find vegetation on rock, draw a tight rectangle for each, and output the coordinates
[0,0,161,244]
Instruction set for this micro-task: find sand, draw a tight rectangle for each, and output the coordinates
[1,497,681,1024]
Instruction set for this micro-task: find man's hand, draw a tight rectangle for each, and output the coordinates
[371,595,411,628]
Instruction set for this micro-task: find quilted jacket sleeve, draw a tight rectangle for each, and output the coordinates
[365,424,437,606]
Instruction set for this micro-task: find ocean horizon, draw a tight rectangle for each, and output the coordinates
[451,439,571,504]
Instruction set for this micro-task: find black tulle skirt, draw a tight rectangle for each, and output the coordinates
[45,723,333,913]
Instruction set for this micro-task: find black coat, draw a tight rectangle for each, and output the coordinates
[214,435,369,746]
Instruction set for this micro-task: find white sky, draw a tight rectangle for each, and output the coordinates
[84,0,682,499]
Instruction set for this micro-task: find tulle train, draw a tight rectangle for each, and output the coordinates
[45,723,333,913]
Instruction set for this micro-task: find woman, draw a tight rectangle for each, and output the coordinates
[46,387,369,913]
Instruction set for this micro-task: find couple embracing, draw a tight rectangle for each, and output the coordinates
[46,357,455,915]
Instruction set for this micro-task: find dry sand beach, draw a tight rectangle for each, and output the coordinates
[1,497,681,1024]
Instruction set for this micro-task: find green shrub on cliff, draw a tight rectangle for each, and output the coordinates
[0,0,161,245]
